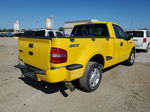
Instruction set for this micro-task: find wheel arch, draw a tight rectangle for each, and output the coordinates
[128,47,135,58]
[89,54,105,68]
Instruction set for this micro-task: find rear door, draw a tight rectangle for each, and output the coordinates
[71,23,115,67]
[18,31,51,71]
[92,23,115,67]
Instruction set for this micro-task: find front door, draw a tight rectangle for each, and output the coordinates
[113,24,130,62]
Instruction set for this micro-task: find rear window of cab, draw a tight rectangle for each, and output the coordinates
[71,24,109,37]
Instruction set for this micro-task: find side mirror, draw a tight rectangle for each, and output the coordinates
[127,35,133,40]
[126,32,133,40]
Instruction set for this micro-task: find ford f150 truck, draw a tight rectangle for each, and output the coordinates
[16,21,135,92]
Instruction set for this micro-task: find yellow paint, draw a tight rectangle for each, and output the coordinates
[18,21,135,83]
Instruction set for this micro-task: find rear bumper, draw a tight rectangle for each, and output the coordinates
[15,64,83,83]
[136,43,148,50]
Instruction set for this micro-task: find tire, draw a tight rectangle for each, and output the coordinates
[124,50,135,66]
[79,62,102,92]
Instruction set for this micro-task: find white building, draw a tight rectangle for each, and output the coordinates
[13,20,21,33]
[64,19,98,36]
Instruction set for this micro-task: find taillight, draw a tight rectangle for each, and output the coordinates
[51,48,67,63]
[143,38,147,43]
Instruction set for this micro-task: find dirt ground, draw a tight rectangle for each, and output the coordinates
[0,38,150,112]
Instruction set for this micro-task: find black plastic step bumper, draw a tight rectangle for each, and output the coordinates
[15,64,46,81]
[66,64,83,71]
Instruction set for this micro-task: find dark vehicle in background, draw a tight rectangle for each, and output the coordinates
[14,33,23,37]
[0,32,14,37]
[0,33,5,37]
[0,33,3,37]
[5,32,14,37]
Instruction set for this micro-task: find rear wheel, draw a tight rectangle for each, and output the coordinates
[79,62,102,92]
[124,50,135,66]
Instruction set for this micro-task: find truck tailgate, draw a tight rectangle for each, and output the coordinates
[18,37,51,71]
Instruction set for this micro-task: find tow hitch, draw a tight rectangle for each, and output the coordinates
[65,82,76,92]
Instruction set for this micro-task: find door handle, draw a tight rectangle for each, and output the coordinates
[120,42,123,46]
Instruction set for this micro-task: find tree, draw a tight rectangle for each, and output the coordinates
[0,29,13,32]
[58,27,64,32]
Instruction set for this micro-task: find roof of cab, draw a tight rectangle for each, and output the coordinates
[76,21,118,26]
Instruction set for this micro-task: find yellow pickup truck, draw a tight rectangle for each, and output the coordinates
[16,21,135,92]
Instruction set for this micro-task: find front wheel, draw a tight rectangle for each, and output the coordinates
[79,62,102,92]
[124,50,135,66]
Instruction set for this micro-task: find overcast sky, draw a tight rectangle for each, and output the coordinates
[0,0,150,30]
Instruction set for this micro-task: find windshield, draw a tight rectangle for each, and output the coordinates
[126,31,144,37]
[71,24,109,37]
